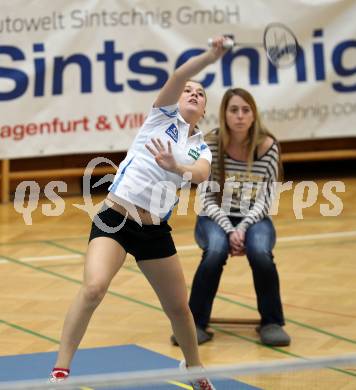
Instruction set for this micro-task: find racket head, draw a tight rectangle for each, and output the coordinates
[263,22,299,68]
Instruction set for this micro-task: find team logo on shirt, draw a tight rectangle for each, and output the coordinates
[200,143,208,151]
[165,123,179,143]
[188,147,201,160]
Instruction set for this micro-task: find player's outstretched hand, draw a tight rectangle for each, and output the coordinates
[207,36,233,62]
[145,138,178,173]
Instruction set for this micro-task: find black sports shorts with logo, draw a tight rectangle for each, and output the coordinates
[89,206,177,261]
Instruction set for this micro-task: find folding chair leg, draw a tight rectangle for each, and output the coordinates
[209,317,260,325]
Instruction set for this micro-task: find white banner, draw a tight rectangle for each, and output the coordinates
[0,0,355,159]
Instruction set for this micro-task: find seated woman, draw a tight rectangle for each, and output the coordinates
[172,87,291,347]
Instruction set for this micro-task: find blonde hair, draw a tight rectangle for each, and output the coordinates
[207,88,283,204]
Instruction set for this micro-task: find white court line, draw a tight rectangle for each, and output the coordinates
[21,254,82,261]
[175,230,356,251]
[277,230,356,243]
[0,230,355,264]
[0,254,82,265]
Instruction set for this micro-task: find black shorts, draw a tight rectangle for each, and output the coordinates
[89,207,177,261]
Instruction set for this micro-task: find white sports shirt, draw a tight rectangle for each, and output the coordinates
[109,104,212,220]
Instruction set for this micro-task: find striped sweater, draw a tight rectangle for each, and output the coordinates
[199,130,279,233]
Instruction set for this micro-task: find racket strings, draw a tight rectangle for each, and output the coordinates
[264,24,298,67]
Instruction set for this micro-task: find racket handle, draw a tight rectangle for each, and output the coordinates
[208,37,235,49]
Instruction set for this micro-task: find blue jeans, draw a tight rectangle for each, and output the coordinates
[189,216,285,329]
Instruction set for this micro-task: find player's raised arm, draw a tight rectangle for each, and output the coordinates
[154,36,229,108]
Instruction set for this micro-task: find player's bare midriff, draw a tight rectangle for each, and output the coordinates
[105,193,161,225]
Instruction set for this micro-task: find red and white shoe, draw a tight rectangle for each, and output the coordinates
[49,368,70,383]
[179,360,216,390]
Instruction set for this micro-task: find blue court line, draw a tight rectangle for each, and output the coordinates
[0,345,260,389]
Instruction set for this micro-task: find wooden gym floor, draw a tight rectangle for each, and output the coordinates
[0,172,355,389]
